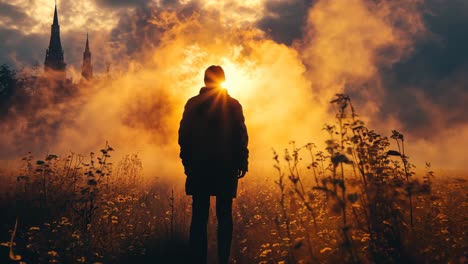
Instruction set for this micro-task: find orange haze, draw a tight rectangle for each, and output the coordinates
[1,0,466,183]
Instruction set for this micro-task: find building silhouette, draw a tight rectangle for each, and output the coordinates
[81,33,93,80]
[44,4,66,78]
[44,4,94,81]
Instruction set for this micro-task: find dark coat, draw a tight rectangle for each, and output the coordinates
[178,87,249,197]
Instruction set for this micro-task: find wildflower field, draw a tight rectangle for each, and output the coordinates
[0,94,466,264]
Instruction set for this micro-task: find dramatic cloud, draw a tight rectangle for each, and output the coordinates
[0,1,326,181]
[109,1,201,60]
[0,0,120,71]
[96,0,150,8]
[0,28,46,66]
[300,0,425,104]
[377,0,468,137]
[257,0,313,45]
[0,0,467,173]
[0,2,33,28]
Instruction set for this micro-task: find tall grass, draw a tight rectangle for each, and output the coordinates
[1,143,193,263]
[271,94,454,263]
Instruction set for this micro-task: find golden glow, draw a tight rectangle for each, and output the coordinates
[5,0,118,34]
[1,0,465,175]
[202,0,265,26]
[220,58,256,99]
[5,0,265,35]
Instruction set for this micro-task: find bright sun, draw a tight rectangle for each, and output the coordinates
[219,59,255,100]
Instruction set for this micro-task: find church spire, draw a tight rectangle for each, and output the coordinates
[81,33,93,80]
[44,2,66,77]
[85,33,90,52]
[53,3,59,26]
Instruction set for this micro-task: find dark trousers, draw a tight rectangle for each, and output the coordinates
[189,195,233,264]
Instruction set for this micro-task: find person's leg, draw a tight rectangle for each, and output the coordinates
[216,195,233,264]
[190,194,210,264]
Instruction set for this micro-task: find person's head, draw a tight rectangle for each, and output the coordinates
[204,65,225,88]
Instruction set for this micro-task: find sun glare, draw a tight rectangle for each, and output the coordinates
[219,59,255,100]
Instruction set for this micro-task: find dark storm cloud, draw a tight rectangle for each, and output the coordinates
[0,28,47,67]
[374,0,468,138]
[2,0,467,143]
[0,28,86,73]
[95,0,192,8]
[0,0,200,72]
[0,2,111,73]
[0,2,33,27]
[257,0,313,45]
[0,2,45,66]
[95,0,150,8]
[109,0,200,59]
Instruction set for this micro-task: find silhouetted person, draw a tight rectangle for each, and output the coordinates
[178,65,249,264]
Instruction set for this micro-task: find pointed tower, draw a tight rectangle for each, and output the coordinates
[81,33,93,80]
[44,3,66,77]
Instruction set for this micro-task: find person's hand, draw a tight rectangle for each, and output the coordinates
[237,169,247,179]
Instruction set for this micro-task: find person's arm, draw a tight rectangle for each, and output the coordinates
[235,102,249,178]
[178,100,193,174]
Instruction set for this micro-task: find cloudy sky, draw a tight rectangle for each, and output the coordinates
[0,0,467,172]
